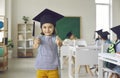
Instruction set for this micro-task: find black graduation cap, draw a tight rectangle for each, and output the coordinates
[95,29,103,35]
[111,25,120,39]
[99,31,110,40]
[32,8,64,36]
[94,29,103,39]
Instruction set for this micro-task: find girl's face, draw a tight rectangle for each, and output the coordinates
[41,23,54,36]
[70,34,75,40]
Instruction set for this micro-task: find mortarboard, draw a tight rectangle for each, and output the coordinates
[99,31,110,40]
[95,29,103,35]
[94,29,103,39]
[111,25,120,39]
[32,9,64,36]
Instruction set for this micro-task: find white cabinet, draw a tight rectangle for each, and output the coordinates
[17,24,34,57]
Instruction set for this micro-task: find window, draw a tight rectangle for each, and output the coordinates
[95,0,112,31]
[0,0,5,42]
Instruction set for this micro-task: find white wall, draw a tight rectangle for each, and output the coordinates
[5,0,120,57]
[110,0,120,40]
[0,0,5,15]
[5,0,12,39]
[10,0,96,57]
[12,0,96,40]
[112,0,120,26]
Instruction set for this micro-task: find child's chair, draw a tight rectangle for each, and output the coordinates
[74,47,99,78]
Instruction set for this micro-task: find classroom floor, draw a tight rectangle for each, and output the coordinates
[0,58,97,78]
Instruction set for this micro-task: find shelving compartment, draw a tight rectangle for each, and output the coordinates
[17,24,34,58]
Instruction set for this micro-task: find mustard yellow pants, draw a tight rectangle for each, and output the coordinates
[36,69,59,78]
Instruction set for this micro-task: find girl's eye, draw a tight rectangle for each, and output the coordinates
[49,26,52,28]
[43,26,46,29]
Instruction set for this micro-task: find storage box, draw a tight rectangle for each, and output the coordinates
[26,52,33,57]
[18,52,33,58]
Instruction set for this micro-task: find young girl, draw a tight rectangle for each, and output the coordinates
[63,32,77,46]
[95,29,103,47]
[99,31,112,53]
[66,32,77,40]
[94,31,112,75]
[109,25,120,78]
[33,9,64,78]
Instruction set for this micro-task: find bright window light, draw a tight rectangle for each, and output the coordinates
[95,0,112,32]
[96,5,109,31]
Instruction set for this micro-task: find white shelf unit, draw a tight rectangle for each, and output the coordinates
[0,16,8,71]
[17,24,34,57]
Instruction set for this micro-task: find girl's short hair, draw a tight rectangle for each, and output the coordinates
[66,32,73,38]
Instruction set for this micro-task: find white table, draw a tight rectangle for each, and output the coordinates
[98,53,120,78]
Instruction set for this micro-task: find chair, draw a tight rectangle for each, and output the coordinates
[74,47,99,78]
[60,39,75,69]
[60,45,73,69]
[62,39,74,46]
[75,39,91,75]
[102,67,118,78]
[68,39,90,78]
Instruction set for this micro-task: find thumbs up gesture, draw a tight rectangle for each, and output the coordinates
[33,38,40,49]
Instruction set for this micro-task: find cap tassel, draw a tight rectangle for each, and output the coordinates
[32,21,35,36]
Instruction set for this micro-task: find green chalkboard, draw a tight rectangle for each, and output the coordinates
[56,17,80,40]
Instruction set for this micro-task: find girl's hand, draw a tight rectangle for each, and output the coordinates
[56,36,62,47]
[33,38,40,49]
[116,52,120,57]
[116,52,120,54]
